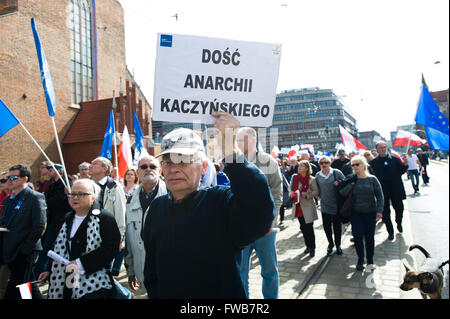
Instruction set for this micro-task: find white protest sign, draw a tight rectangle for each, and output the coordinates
[153,33,281,127]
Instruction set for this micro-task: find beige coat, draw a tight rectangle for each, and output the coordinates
[289,174,319,224]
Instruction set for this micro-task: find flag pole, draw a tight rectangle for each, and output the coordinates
[112,112,119,181]
[50,117,71,192]
[18,121,68,189]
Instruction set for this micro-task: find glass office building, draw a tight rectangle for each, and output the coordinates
[268,87,358,153]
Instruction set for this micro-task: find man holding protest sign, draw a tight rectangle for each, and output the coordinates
[142,112,275,298]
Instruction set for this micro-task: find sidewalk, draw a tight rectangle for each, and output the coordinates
[38,203,422,299]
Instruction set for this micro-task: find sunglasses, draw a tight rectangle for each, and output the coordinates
[0,178,7,184]
[319,162,330,165]
[68,192,92,198]
[351,163,360,167]
[139,164,158,170]
[7,175,20,181]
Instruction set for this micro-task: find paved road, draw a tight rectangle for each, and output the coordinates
[405,160,449,299]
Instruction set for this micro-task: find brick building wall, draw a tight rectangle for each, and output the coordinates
[0,0,126,183]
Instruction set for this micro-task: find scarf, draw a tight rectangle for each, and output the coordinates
[293,173,310,217]
[48,212,112,299]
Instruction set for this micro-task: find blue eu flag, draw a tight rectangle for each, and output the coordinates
[0,98,20,138]
[31,18,56,117]
[415,85,449,151]
[100,110,115,160]
[132,111,144,153]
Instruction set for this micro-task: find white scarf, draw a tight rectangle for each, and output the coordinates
[48,214,112,299]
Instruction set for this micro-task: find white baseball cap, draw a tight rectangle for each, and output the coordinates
[157,128,205,158]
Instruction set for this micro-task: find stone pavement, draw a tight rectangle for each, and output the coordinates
[37,203,422,300]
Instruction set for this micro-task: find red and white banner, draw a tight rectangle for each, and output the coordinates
[339,125,367,152]
[392,130,426,147]
[117,126,133,179]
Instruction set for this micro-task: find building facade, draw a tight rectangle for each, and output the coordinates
[358,130,383,151]
[270,88,357,153]
[0,0,152,181]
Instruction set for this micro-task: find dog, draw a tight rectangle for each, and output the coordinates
[400,244,448,299]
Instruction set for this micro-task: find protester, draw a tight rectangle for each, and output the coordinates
[0,171,10,209]
[34,164,72,277]
[289,160,319,257]
[309,153,320,176]
[363,151,375,175]
[339,155,384,271]
[125,155,167,292]
[37,161,53,195]
[142,112,275,299]
[416,148,430,185]
[0,171,11,299]
[331,149,350,172]
[123,168,139,200]
[89,157,130,297]
[341,151,358,176]
[200,158,217,188]
[78,162,91,179]
[369,141,408,239]
[315,155,345,256]
[236,126,282,299]
[214,162,230,186]
[38,179,121,299]
[406,148,421,194]
[0,164,46,299]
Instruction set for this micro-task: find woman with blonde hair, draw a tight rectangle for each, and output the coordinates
[339,155,384,271]
[315,155,345,256]
[289,160,319,257]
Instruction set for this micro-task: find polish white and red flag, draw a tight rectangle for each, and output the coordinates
[16,282,33,299]
[392,130,426,147]
[117,125,133,180]
[287,145,300,159]
[390,149,405,163]
[339,125,367,152]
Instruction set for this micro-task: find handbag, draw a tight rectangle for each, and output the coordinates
[339,190,353,221]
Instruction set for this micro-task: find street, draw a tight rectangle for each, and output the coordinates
[405,160,449,299]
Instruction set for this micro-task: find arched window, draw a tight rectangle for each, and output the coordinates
[69,0,93,104]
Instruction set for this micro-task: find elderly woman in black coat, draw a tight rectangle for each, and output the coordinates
[38,179,120,299]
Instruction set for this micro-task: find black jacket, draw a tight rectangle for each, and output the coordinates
[142,157,275,299]
[0,187,47,263]
[46,179,71,229]
[370,154,408,201]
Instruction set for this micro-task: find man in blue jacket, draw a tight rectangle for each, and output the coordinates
[142,112,275,299]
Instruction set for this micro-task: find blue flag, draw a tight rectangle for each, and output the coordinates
[0,98,20,138]
[425,126,449,152]
[132,111,144,153]
[31,18,56,117]
[100,110,115,160]
[415,85,449,135]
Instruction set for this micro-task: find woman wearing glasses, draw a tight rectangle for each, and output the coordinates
[339,155,384,271]
[38,179,121,299]
[315,155,345,256]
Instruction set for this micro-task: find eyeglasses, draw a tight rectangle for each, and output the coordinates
[0,179,7,184]
[68,193,92,198]
[7,175,20,181]
[319,162,330,165]
[351,163,360,167]
[161,157,201,168]
[139,164,159,170]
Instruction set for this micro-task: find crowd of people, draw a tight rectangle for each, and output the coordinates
[0,112,434,299]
